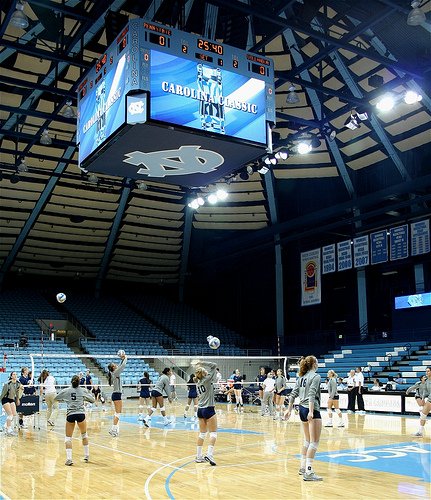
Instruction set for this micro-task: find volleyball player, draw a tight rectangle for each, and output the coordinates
[184,373,198,418]
[18,366,29,428]
[138,371,152,421]
[256,367,266,411]
[324,370,344,427]
[55,375,95,466]
[1,372,22,436]
[194,360,218,466]
[107,351,127,437]
[285,355,323,481]
[413,366,431,437]
[233,369,244,412]
[39,369,58,426]
[143,367,172,427]
[406,375,427,413]
[274,368,288,420]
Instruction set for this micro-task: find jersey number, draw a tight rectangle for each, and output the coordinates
[71,393,77,401]
[300,378,307,387]
[197,386,206,395]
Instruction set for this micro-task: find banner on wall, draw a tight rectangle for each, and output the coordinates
[353,235,369,268]
[370,230,388,265]
[301,249,321,306]
[390,225,409,261]
[337,240,352,271]
[411,219,430,256]
[322,244,336,274]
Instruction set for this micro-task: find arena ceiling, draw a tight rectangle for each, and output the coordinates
[0,0,430,288]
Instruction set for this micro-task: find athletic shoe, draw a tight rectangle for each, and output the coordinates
[7,431,17,437]
[303,472,323,481]
[47,420,55,426]
[108,429,118,437]
[324,422,333,427]
[184,414,187,419]
[84,456,89,463]
[65,459,73,466]
[357,411,366,415]
[413,431,423,437]
[138,415,144,421]
[338,422,345,427]
[204,455,216,466]
[298,468,305,475]
[143,418,150,428]
[347,410,354,414]
[195,457,206,463]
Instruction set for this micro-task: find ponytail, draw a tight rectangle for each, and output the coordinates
[107,363,115,386]
[298,355,317,377]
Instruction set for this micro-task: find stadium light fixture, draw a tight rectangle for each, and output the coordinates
[286,84,300,104]
[297,142,312,154]
[344,113,361,130]
[9,1,29,29]
[216,189,228,201]
[274,148,289,161]
[17,159,28,173]
[376,94,395,112]
[62,100,76,118]
[404,90,422,104]
[407,1,426,26]
[40,129,52,145]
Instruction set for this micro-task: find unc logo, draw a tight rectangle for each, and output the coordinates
[128,100,145,115]
[123,146,224,177]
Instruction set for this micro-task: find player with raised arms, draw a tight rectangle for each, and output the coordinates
[193,360,218,466]
[143,367,172,427]
[55,374,95,465]
[107,350,127,437]
[284,355,323,481]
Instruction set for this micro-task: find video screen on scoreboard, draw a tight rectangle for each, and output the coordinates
[78,54,127,165]
[394,292,431,309]
[150,50,267,145]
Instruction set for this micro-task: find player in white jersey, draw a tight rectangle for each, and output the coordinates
[194,360,218,466]
[324,370,344,427]
[413,366,431,437]
[285,355,323,481]
[55,375,95,465]
[107,353,127,437]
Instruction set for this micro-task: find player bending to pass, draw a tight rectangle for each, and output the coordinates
[144,367,172,427]
[55,375,95,466]
[193,360,218,466]
[413,366,431,437]
[285,355,323,481]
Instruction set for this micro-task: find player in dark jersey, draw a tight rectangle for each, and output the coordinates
[184,373,198,418]
[138,371,152,421]
[55,375,95,465]
[285,355,323,481]
[233,369,244,412]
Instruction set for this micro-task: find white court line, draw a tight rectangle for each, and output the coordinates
[0,489,12,500]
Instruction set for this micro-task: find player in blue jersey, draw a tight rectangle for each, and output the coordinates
[138,371,152,421]
[184,373,198,418]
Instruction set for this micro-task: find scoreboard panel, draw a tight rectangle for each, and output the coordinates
[77,19,275,186]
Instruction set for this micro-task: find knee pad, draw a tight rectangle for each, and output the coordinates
[420,412,427,420]
[7,415,14,422]
[139,405,144,410]
[209,432,217,440]
[81,432,88,439]
[147,405,152,410]
[309,441,319,451]
[114,412,121,419]
[160,406,166,413]
[194,405,198,410]
[198,432,207,440]
[64,436,72,443]
[303,440,310,449]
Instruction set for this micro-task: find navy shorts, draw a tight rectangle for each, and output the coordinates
[277,389,289,396]
[66,413,85,423]
[151,390,163,398]
[1,397,15,405]
[197,406,216,420]
[299,406,321,422]
[140,390,150,398]
[188,391,197,399]
[329,395,340,400]
[111,392,122,401]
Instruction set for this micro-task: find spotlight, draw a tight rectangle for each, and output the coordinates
[207,193,218,204]
[376,94,395,112]
[137,181,148,190]
[286,84,300,104]
[62,100,76,118]
[274,148,289,161]
[196,197,204,206]
[264,155,277,165]
[310,136,321,149]
[216,189,228,201]
[17,159,28,173]
[188,199,200,210]
[297,142,312,154]
[9,1,29,29]
[257,166,269,175]
[87,173,99,184]
[355,108,369,121]
[344,113,361,130]
[404,90,422,104]
[246,165,254,175]
[407,1,426,26]
[239,171,249,181]
[40,129,52,145]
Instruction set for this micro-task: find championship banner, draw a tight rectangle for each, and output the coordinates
[411,219,430,256]
[301,249,321,306]
[353,235,369,268]
[337,240,352,271]
[370,230,388,265]
[390,225,408,261]
[322,244,336,274]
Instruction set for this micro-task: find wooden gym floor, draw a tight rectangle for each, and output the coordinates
[0,401,430,500]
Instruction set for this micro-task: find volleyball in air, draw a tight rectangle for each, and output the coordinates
[207,335,220,350]
[56,292,66,303]
[117,349,126,357]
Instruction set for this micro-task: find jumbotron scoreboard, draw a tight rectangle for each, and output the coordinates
[77,19,275,187]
